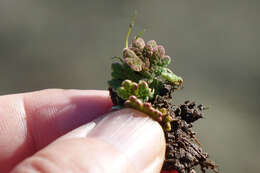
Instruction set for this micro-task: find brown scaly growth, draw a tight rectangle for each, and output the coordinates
[108,12,218,173]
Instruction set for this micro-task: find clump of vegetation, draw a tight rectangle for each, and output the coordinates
[108,12,218,173]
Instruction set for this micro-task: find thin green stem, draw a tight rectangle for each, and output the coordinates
[125,11,137,48]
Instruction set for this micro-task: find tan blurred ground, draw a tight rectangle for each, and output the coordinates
[0,0,259,172]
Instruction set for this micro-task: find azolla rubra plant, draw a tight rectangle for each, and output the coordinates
[108,12,218,173]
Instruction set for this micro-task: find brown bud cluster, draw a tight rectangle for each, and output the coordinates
[122,37,171,72]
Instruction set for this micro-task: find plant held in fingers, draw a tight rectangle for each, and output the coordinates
[108,12,218,173]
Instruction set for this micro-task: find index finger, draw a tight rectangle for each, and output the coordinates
[0,89,113,173]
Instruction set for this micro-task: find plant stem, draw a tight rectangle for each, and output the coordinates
[125,11,137,48]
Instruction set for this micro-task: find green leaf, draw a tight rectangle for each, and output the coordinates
[161,68,183,86]
[118,87,130,100]
[160,56,171,67]
[108,79,123,90]
[149,78,164,96]
[137,81,150,101]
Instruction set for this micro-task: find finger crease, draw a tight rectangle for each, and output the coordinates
[22,96,38,153]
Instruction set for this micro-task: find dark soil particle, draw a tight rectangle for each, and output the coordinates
[153,92,218,173]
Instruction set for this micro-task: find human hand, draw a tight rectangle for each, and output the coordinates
[0,89,165,173]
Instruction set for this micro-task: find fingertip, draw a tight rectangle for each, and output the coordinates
[10,108,165,173]
[11,138,137,173]
[87,108,166,173]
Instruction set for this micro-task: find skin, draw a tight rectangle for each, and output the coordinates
[0,89,165,173]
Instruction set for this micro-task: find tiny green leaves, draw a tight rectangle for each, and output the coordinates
[138,80,154,101]
[159,55,171,67]
[111,62,124,79]
[118,79,137,100]
[118,80,154,102]
[161,69,183,86]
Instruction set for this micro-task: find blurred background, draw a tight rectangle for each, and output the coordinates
[0,0,259,172]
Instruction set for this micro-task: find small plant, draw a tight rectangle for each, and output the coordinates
[108,12,218,173]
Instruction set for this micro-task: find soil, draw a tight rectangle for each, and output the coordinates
[109,83,218,173]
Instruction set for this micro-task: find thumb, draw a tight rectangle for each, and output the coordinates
[11,108,166,173]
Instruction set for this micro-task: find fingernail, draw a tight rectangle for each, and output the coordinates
[87,108,166,173]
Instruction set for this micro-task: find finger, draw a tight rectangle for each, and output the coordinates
[0,89,112,173]
[11,108,166,173]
